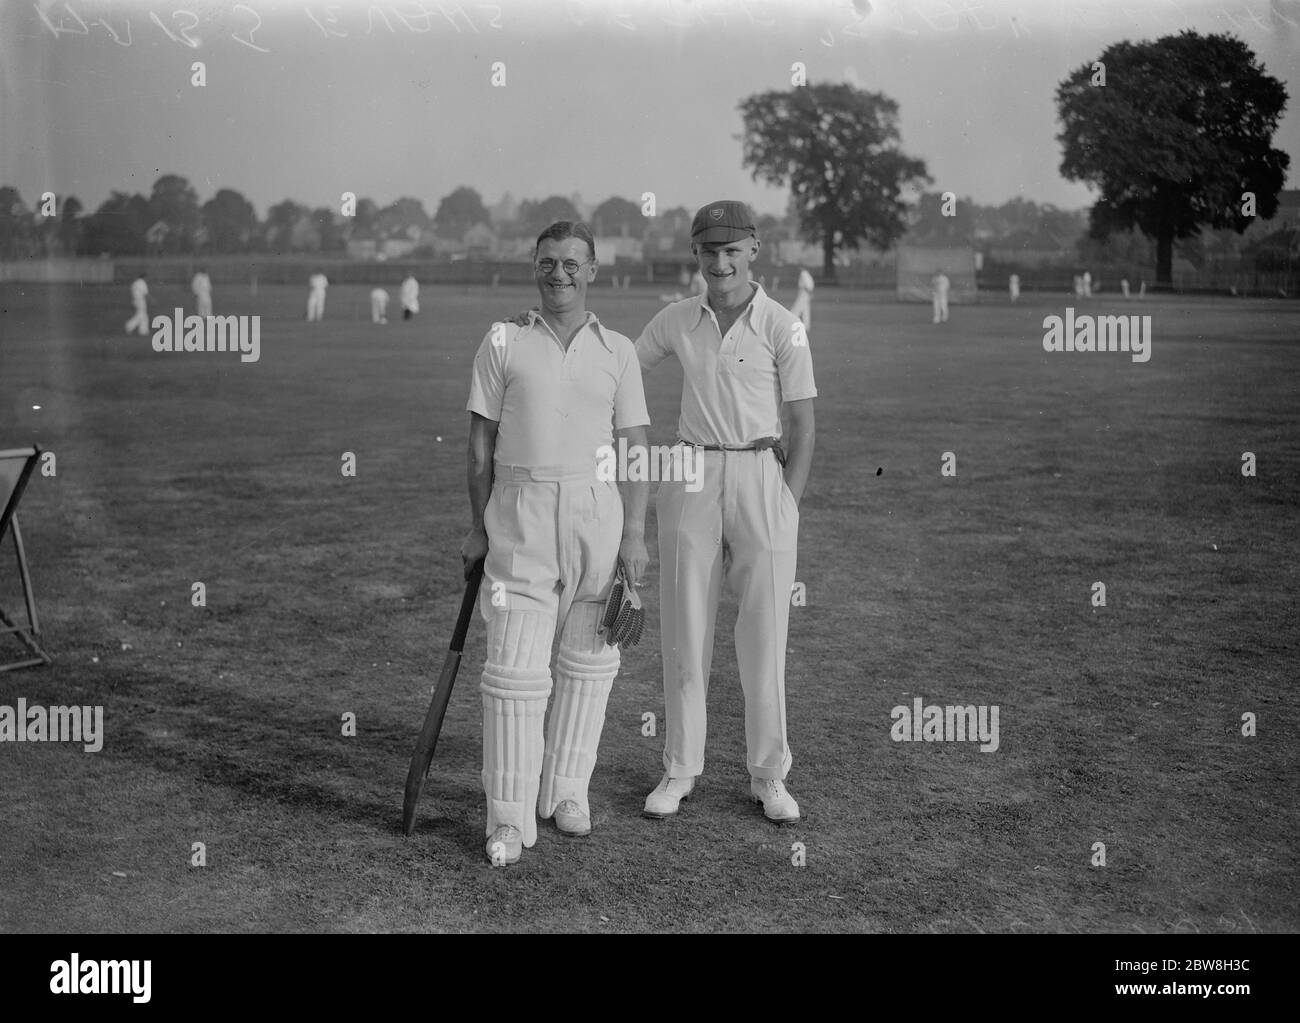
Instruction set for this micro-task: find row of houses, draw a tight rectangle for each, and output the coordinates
[982,190,1300,268]
[339,189,1300,267]
[341,222,840,267]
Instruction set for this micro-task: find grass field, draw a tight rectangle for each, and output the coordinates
[0,279,1296,933]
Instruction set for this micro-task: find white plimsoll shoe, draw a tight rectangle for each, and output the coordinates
[750,778,800,823]
[485,825,522,866]
[642,773,695,818]
[554,800,591,837]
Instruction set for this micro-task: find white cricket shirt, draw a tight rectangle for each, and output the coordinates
[635,284,817,447]
[467,310,650,475]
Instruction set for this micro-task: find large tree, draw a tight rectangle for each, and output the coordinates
[653,205,693,248]
[0,187,35,259]
[434,186,490,239]
[312,207,345,253]
[264,199,311,253]
[516,195,581,238]
[1056,31,1289,287]
[376,196,431,236]
[81,190,151,255]
[148,174,201,254]
[739,83,929,280]
[352,197,380,234]
[201,188,258,254]
[35,200,61,257]
[59,195,84,255]
[590,196,643,237]
[909,191,976,245]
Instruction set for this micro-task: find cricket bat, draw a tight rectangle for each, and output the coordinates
[401,558,484,837]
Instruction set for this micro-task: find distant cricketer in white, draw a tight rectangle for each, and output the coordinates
[401,275,420,319]
[191,267,213,317]
[789,266,815,327]
[124,273,149,336]
[306,269,328,321]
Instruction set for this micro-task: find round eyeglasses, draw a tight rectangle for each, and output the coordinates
[534,258,593,276]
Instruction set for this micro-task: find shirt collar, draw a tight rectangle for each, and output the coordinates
[693,282,766,330]
[524,308,614,353]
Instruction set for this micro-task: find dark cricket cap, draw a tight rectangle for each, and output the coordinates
[691,200,757,244]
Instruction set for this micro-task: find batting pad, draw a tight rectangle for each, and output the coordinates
[481,612,553,847]
[539,602,618,819]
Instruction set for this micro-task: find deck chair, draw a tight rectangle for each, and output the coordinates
[0,447,51,671]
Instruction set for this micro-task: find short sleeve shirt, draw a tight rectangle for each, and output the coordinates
[467,310,650,474]
[635,284,817,446]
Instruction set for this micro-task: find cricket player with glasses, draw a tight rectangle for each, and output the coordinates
[637,201,816,824]
[461,221,650,866]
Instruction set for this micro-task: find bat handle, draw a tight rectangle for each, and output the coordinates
[451,558,485,654]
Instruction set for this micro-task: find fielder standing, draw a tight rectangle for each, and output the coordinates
[370,287,389,325]
[124,272,149,335]
[636,200,816,824]
[461,221,650,865]
[401,275,420,320]
[931,269,950,324]
[790,266,815,327]
[192,267,213,317]
[306,269,328,321]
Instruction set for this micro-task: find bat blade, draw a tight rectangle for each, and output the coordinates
[401,559,484,837]
[401,649,462,836]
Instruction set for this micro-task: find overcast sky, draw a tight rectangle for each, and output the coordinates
[2,0,1298,220]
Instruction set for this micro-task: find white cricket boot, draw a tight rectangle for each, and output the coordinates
[553,799,591,837]
[643,773,695,818]
[750,777,800,823]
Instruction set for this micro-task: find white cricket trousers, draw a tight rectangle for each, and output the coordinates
[125,302,149,335]
[656,447,799,781]
[306,289,326,321]
[478,466,623,846]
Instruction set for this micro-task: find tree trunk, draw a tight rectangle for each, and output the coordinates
[1155,228,1173,289]
[822,234,837,284]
